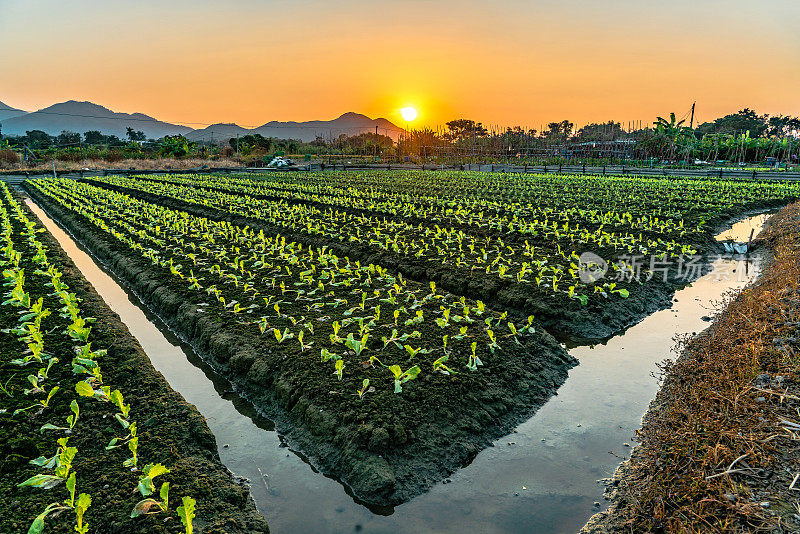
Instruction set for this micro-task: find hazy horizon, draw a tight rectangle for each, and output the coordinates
[2,0,798,130]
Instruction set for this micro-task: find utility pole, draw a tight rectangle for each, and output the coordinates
[236,134,239,158]
[689,101,696,129]
[375,125,378,161]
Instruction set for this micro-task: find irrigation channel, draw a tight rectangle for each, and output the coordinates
[22,189,770,534]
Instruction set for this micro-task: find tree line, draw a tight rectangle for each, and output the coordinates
[1,108,799,167]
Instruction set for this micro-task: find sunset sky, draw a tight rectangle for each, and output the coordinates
[1,0,798,130]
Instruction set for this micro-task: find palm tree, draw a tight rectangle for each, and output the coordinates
[654,113,694,161]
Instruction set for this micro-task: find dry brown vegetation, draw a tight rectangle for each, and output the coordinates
[586,202,800,533]
[0,149,19,164]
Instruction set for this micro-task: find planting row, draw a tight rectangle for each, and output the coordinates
[0,182,199,533]
[32,178,541,394]
[27,176,575,504]
[88,172,800,318]
[123,171,800,234]
[122,172,800,239]
[87,174,680,310]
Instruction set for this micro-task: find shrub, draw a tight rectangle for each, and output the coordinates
[0,149,19,164]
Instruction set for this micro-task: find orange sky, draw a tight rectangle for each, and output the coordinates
[1,1,799,130]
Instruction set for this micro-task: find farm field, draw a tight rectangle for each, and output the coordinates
[81,171,800,337]
[8,170,800,532]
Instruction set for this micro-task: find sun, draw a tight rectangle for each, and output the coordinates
[400,106,419,122]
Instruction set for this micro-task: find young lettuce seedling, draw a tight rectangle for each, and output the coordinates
[356,379,373,399]
[433,355,455,375]
[467,341,483,371]
[388,364,421,393]
[274,327,294,344]
[74,493,92,534]
[345,332,369,357]
[123,436,139,468]
[66,399,79,430]
[297,330,313,352]
[334,359,345,381]
[131,463,171,517]
[177,496,196,534]
[486,329,501,353]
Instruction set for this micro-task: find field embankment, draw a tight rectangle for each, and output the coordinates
[1,186,268,533]
[583,201,800,533]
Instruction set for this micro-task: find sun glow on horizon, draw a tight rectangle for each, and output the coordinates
[400,106,419,122]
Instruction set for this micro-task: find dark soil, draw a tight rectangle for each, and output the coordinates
[1,190,268,533]
[26,182,577,506]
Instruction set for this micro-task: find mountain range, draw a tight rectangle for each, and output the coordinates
[0,100,402,143]
[0,101,26,122]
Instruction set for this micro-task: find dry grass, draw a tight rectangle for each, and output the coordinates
[600,202,800,533]
[0,149,19,165]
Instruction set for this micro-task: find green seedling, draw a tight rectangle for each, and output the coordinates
[404,310,424,326]
[432,355,455,375]
[486,329,500,353]
[66,399,79,430]
[177,496,196,534]
[131,464,169,517]
[435,308,451,328]
[345,332,369,357]
[74,493,92,534]
[518,315,535,335]
[356,379,373,399]
[389,365,420,393]
[66,316,91,342]
[274,327,294,344]
[25,373,44,395]
[334,359,344,381]
[132,482,169,518]
[467,341,483,371]
[297,330,313,352]
[15,385,59,415]
[0,376,13,397]
[452,326,469,340]
[388,364,421,393]
[380,328,421,349]
[107,422,137,451]
[123,436,139,468]
[75,380,110,401]
[257,317,271,334]
[320,348,340,363]
[21,437,76,488]
[26,502,68,534]
[404,344,430,360]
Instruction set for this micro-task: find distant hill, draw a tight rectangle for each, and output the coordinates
[0,99,404,143]
[186,123,252,143]
[0,101,26,122]
[0,100,192,139]
[188,112,403,143]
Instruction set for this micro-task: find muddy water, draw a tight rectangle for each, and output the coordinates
[715,211,772,242]
[25,195,768,534]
